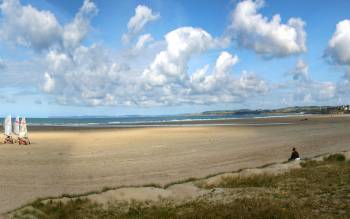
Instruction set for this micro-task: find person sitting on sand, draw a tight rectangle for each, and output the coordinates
[289,147,300,161]
[4,135,14,144]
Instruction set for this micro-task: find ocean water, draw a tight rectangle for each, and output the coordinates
[0,114,300,127]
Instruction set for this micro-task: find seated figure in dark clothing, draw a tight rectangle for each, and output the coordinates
[289,147,300,161]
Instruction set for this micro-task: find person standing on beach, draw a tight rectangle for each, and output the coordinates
[289,148,300,161]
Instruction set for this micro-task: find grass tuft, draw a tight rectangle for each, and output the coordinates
[206,174,280,189]
[324,153,346,162]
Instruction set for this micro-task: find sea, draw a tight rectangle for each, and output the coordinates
[0,114,301,127]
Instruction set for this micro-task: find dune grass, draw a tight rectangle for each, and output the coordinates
[11,154,350,219]
[204,173,281,189]
[13,197,314,219]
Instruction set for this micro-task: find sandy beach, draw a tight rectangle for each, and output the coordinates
[0,115,350,214]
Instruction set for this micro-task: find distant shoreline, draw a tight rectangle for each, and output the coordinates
[3,113,348,131]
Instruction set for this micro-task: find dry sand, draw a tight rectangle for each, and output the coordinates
[0,115,350,214]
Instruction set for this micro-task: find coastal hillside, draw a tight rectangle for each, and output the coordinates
[202,105,350,116]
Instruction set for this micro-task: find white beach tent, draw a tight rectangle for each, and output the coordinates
[3,115,12,136]
[13,116,20,136]
[19,117,28,139]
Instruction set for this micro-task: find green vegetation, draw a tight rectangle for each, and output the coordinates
[13,198,312,219]
[324,153,346,162]
[205,174,281,188]
[201,105,350,115]
[11,154,350,219]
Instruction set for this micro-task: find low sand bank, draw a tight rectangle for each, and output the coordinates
[0,115,350,214]
[8,151,350,219]
[15,151,349,207]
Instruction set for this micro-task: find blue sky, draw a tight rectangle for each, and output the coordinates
[1,0,350,117]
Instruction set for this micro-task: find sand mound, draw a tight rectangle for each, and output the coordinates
[36,159,306,206]
[201,159,303,187]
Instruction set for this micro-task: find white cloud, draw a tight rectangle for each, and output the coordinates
[190,52,239,94]
[318,82,337,100]
[0,58,45,88]
[214,51,239,74]
[0,0,62,50]
[280,59,337,104]
[190,64,268,104]
[325,19,350,97]
[0,1,269,107]
[326,19,350,65]
[134,33,153,50]
[190,71,268,105]
[43,72,55,93]
[43,44,141,106]
[143,27,214,86]
[293,81,336,103]
[43,26,268,106]
[288,58,309,81]
[128,5,159,33]
[0,0,97,51]
[122,5,159,44]
[62,0,98,49]
[228,0,306,57]
[337,68,350,94]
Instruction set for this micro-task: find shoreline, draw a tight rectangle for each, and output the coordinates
[2,113,348,131]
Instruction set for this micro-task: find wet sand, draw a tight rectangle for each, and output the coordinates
[0,115,350,214]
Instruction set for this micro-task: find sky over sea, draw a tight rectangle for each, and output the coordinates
[1,0,350,117]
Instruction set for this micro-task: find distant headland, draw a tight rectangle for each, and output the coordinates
[200,105,350,116]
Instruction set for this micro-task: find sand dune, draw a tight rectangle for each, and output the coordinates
[0,115,350,214]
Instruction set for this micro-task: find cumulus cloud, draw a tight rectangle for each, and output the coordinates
[43,27,268,106]
[324,19,350,98]
[143,27,214,86]
[134,33,153,50]
[190,52,239,94]
[326,19,350,65]
[336,68,350,95]
[42,72,55,93]
[0,0,62,50]
[281,59,337,104]
[295,81,336,103]
[288,58,309,81]
[214,51,239,74]
[43,44,141,106]
[122,5,159,44]
[190,64,268,104]
[0,1,269,107]
[140,28,268,105]
[0,0,97,51]
[227,0,306,58]
[62,0,98,49]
